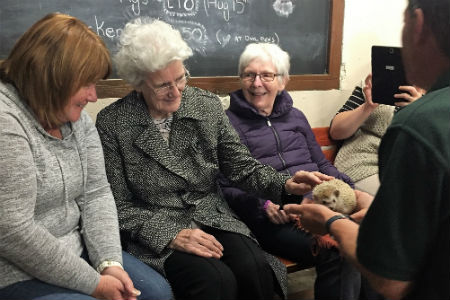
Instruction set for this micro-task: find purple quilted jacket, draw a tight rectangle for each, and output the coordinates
[221,89,353,221]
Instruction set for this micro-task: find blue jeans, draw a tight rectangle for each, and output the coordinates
[0,251,173,300]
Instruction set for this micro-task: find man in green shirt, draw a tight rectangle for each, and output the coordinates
[284,0,449,299]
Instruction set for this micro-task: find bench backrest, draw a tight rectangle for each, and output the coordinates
[312,127,337,163]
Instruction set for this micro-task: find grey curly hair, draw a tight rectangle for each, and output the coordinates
[114,18,193,87]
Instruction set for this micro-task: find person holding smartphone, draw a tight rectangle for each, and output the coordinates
[329,73,425,195]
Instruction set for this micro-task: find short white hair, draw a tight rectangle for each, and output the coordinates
[238,43,290,83]
[114,18,193,87]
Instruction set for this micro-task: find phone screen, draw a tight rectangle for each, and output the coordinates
[371,46,408,106]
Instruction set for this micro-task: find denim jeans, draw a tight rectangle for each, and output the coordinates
[0,251,173,300]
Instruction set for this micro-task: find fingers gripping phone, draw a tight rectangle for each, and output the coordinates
[371,46,409,105]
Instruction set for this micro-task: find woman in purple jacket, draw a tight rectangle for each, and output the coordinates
[221,43,377,300]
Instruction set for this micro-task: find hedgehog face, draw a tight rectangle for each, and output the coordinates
[313,189,340,211]
[321,194,338,210]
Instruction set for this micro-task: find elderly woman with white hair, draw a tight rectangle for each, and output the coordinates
[95,18,331,300]
[220,43,376,300]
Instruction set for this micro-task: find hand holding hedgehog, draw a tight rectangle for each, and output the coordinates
[284,180,372,237]
[312,179,356,215]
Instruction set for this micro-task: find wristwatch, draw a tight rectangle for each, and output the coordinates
[325,214,348,234]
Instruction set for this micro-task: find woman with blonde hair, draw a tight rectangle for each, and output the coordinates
[0,13,172,300]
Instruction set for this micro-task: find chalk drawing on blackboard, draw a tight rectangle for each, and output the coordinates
[216,29,231,48]
[273,0,295,18]
[0,0,331,77]
[170,18,209,56]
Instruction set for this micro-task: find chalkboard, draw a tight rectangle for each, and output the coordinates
[0,0,344,93]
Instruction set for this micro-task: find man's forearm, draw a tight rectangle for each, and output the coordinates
[329,219,412,300]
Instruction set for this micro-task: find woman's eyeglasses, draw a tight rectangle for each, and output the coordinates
[240,72,281,82]
[150,74,188,96]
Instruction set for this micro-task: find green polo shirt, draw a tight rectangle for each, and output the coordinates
[357,70,450,299]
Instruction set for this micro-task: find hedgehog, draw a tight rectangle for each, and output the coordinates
[312,179,356,214]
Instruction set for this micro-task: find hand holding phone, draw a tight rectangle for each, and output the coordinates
[394,85,425,107]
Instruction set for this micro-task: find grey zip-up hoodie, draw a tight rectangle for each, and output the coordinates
[0,82,122,294]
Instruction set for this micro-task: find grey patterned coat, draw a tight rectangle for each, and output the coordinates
[96,86,288,297]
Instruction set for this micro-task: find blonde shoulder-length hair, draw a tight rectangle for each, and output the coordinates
[0,12,111,128]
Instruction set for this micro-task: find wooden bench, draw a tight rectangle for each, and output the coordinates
[277,126,337,273]
[312,126,338,164]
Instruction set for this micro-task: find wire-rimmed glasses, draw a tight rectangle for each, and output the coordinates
[150,73,189,96]
[240,72,281,82]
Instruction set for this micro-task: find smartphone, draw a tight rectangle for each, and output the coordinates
[371,46,409,105]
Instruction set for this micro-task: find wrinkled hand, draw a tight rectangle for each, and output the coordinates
[394,85,425,107]
[284,203,337,235]
[169,228,223,258]
[266,201,292,224]
[92,274,127,300]
[349,190,374,223]
[285,171,334,196]
[362,74,379,109]
[100,266,140,300]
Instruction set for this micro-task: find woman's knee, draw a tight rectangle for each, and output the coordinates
[138,278,173,300]
[122,251,173,300]
[227,240,272,276]
[239,253,271,276]
[164,253,237,300]
[194,264,238,299]
[228,251,275,299]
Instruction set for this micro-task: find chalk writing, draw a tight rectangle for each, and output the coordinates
[164,0,199,17]
[93,15,123,40]
[0,0,332,77]
[204,0,247,22]
[218,30,280,47]
[120,0,149,16]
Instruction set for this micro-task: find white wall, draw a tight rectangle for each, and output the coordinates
[289,0,407,127]
[87,0,408,127]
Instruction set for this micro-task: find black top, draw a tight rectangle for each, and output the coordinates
[357,71,450,300]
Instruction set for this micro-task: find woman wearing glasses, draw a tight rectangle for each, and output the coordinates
[220,43,370,300]
[95,18,330,300]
